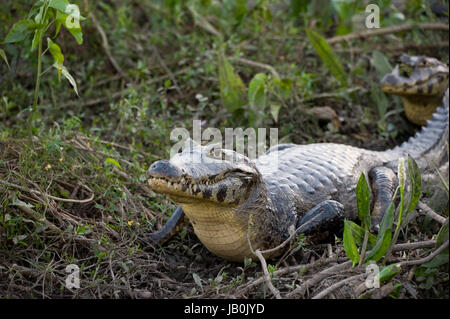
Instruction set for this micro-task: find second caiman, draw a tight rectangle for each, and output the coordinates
[144,56,449,262]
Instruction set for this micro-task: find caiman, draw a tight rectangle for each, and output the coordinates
[381,53,449,126]
[143,55,449,262]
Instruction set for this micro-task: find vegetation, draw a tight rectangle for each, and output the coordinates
[0,0,448,298]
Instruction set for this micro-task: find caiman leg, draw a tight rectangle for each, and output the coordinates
[296,200,345,236]
[141,205,188,245]
[369,166,398,231]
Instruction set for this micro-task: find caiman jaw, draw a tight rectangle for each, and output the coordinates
[147,159,257,206]
[380,54,449,125]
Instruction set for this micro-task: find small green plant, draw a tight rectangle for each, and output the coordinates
[305,28,347,87]
[343,155,423,268]
[1,0,84,133]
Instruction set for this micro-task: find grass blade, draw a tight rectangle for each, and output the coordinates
[306,28,346,87]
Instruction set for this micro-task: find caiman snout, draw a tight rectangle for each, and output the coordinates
[147,160,182,180]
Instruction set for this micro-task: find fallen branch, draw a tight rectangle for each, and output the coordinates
[286,260,354,298]
[417,202,447,225]
[254,249,282,299]
[399,240,449,267]
[89,10,127,78]
[327,23,449,44]
[0,180,95,204]
[312,273,366,299]
[234,57,280,79]
[334,41,449,54]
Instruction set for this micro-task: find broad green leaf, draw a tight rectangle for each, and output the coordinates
[218,51,247,112]
[55,6,83,44]
[278,78,293,99]
[306,28,346,87]
[48,0,69,12]
[371,50,392,79]
[379,263,401,283]
[422,253,449,268]
[105,157,122,170]
[366,229,392,262]
[405,155,421,214]
[270,104,281,123]
[366,196,396,262]
[345,220,377,248]
[0,49,9,69]
[3,20,37,44]
[28,0,44,19]
[248,73,267,110]
[47,38,64,65]
[435,219,448,250]
[52,63,79,95]
[356,173,371,230]
[343,220,360,265]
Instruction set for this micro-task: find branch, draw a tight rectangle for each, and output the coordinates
[327,23,449,44]
[312,273,366,299]
[417,202,447,225]
[399,240,449,267]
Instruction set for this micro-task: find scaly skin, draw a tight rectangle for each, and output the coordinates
[381,54,449,126]
[145,57,449,262]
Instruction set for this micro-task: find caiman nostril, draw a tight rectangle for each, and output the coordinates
[147,160,182,179]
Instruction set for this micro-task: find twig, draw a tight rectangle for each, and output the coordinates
[333,41,449,54]
[89,11,127,78]
[391,240,436,252]
[417,202,447,225]
[234,256,347,297]
[254,249,282,299]
[399,240,449,267]
[312,273,366,299]
[286,260,354,298]
[234,57,280,79]
[327,22,449,44]
[0,180,95,203]
[151,45,183,97]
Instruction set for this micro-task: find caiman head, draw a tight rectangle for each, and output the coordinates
[381,54,449,125]
[146,139,271,261]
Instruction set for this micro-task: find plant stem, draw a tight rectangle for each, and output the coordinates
[31,34,43,126]
[384,186,405,264]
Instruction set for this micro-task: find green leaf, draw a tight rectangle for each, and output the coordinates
[55,6,83,44]
[379,263,401,283]
[366,197,396,262]
[305,28,346,87]
[356,173,371,230]
[3,20,37,44]
[218,51,247,112]
[52,63,78,95]
[48,0,69,12]
[345,220,377,248]
[435,219,449,250]
[422,253,449,268]
[47,38,64,65]
[371,50,392,79]
[405,155,421,214]
[278,78,293,99]
[105,157,122,170]
[248,73,267,110]
[0,49,9,69]
[270,104,281,123]
[343,220,360,265]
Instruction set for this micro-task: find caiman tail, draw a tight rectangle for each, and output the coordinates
[385,88,449,168]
